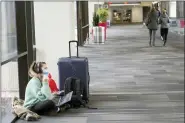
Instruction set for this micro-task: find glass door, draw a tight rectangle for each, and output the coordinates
[112,10,122,24]
[122,9,132,23]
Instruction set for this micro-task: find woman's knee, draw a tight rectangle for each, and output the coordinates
[44,100,56,108]
[33,100,55,111]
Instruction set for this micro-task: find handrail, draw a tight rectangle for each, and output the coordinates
[1,51,28,65]
[81,24,89,29]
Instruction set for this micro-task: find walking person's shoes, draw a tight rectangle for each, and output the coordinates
[161,36,164,41]
[149,42,152,47]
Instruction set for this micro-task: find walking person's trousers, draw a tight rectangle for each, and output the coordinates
[161,28,168,45]
[149,29,157,46]
[160,28,162,37]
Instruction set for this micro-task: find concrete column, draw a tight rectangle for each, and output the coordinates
[34,2,76,86]
[132,6,143,23]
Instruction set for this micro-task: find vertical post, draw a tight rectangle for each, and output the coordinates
[76,1,89,46]
[0,1,2,115]
[30,2,36,61]
[25,1,35,69]
[82,1,89,43]
[81,2,85,43]
[76,1,83,46]
[15,1,28,99]
[15,1,35,99]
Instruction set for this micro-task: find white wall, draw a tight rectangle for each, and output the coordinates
[34,2,76,86]
[141,2,152,7]
[132,6,143,23]
[108,8,112,22]
[169,1,176,18]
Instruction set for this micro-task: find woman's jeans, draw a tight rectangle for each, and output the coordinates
[149,29,157,46]
[29,100,56,115]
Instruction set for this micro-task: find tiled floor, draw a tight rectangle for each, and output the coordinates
[0,25,184,123]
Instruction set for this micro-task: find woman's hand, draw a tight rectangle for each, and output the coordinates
[53,91,58,95]
[43,78,48,82]
[42,75,48,82]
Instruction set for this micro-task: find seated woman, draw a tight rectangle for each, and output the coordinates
[24,61,60,115]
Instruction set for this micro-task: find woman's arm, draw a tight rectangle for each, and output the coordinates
[158,16,162,24]
[30,78,52,101]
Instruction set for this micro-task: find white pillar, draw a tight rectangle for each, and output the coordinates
[88,2,94,28]
[132,6,143,23]
[169,1,176,18]
[34,2,76,86]
[108,8,112,23]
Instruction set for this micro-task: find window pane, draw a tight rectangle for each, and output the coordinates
[0,2,19,121]
[1,2,17,62]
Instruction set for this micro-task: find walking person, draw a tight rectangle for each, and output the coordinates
[160,8,168,41]
[159,9,170,46]
[146,7,159,47]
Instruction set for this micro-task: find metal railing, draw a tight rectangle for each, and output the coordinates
[82,24,89,29]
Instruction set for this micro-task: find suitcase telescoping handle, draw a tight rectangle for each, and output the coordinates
[69,40,79,58]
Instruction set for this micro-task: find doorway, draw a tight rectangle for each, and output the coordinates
[112,8,132,24]
[112,10,122,24]
[122,9,132,23]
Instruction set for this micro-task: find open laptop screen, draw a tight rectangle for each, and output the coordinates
[57,91,73,106]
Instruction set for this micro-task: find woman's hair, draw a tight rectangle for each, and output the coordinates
[162,9,167,14]
[147,7,156,18]
[150,7,156,13]
[28,61,44,77]
[40,62,46,65]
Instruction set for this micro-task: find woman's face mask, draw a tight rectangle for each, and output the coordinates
[42,65,49,76]
[42,68,48,75]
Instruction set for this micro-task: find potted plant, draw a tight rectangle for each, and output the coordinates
[97,8,108,23]
[93,12,99,27]
[96,8,108,40]
[92,12,105,44]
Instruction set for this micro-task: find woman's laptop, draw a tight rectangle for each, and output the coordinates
[57,91,73,107]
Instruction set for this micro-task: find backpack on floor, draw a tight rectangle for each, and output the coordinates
[64,77,86,108]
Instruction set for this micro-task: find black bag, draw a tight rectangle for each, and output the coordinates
[64,77,86,108]
[64,77,97,109]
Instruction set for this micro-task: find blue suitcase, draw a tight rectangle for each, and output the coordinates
[58,40,90,101]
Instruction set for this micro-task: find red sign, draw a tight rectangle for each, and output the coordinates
[180,20,185,28]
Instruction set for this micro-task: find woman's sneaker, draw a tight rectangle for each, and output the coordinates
[161,36,163,41]
[56,107,61,113]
